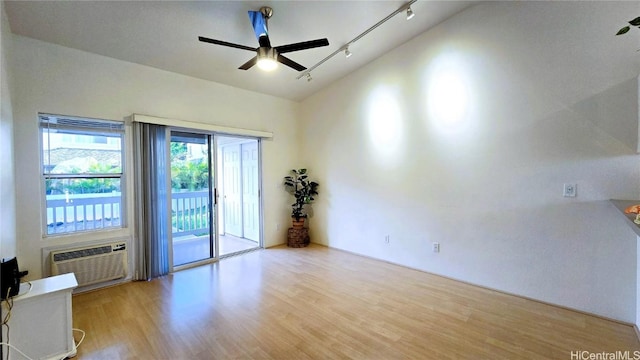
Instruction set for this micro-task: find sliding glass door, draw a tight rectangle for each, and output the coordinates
[169,131,262,268]
[170,132,215,266]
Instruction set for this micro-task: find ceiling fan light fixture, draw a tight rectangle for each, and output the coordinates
[256,47,278,71]
[406,6,415,20]
[257,57,278,71]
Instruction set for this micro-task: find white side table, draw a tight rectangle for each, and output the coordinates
[1,273,78,360]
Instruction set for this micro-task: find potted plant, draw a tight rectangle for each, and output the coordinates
[283,168,319,228]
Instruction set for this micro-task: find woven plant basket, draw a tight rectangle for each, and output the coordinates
[287,227,310,247]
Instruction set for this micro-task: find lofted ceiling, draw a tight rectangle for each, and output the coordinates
[4,0,475,102]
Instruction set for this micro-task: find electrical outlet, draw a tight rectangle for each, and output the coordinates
[385,235,390,244]
[276,223,280,231]
[433,242,440,253]
[563,183,577,197]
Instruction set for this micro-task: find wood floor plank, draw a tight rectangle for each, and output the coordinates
[72,244,640,359]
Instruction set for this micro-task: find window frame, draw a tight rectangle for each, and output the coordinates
[39,113,127,237]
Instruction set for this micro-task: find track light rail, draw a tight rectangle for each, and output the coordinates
[296,0,418,80]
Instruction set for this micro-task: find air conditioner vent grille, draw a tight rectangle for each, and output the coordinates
[50,242,127,287]
[52,245,112,262]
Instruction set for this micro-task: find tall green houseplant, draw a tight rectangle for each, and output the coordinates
[283,169,319,222]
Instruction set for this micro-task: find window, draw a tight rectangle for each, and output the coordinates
[40,114,125,236]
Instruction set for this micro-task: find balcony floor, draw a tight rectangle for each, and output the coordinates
[173,233,259,265]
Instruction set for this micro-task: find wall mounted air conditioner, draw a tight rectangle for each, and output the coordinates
[50,242,127,287]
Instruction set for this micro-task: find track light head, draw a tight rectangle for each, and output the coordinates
[306,73,312,82]
[345,46,352,58]
[406,6,415,20]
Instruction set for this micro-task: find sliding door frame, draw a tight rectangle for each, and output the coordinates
[170,130,217,271]
[169,128,263,272]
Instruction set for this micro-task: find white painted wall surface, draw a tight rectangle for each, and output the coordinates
[0,2,16,260]
[300,2,639,322]
[10,35,299,279]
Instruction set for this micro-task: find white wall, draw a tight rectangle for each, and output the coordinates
[0,1,16,260]
[300,2,639,322]
[10,35,300,280]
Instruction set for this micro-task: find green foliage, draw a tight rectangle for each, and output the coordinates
[170,142,210,191]
[171,159,209,191]
[47,143,211,194]
[46,162,121,195]
[171,142,188,161]
[284,168,319,220]
[617,16,640,35]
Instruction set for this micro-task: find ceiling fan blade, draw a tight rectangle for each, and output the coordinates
[239,56,258,70]
[198,36,256,52]
[275,38,329,54]
[277,55,306,72]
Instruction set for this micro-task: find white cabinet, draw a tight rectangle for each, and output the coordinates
[1,273,78,360]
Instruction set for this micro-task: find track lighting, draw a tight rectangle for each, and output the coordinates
[406,6,415,20]
[297,0,417,81]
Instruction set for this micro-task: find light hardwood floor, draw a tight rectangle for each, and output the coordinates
[72,244,640,359]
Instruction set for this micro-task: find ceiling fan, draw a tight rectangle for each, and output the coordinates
[198,6,329,72]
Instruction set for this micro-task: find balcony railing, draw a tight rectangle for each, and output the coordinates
[46,193,121,234]
[171,190,210,238]
[46,190,211,237]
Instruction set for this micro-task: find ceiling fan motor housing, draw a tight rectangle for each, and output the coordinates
[258,47,278,60]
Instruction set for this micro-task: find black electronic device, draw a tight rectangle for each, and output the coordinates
[1,257,28,299]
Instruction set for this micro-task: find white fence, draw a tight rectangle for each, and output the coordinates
[47,190,211,236]
[46,193,121,234]
[171,190,210,237]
